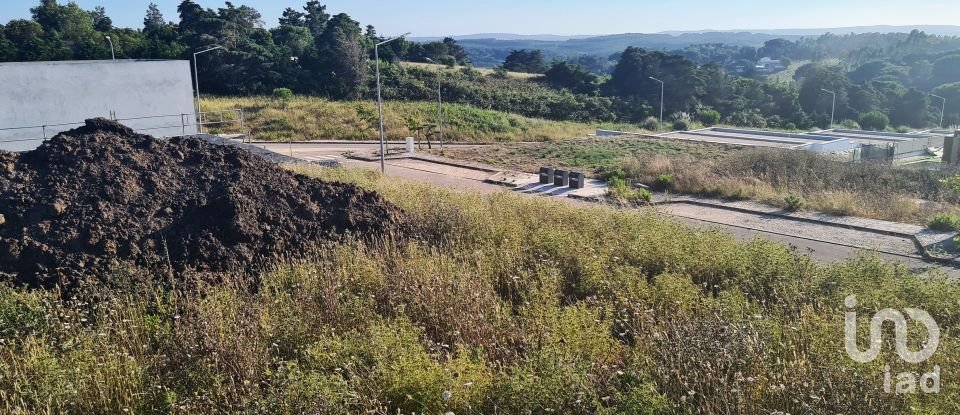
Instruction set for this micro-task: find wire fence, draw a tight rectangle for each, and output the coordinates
[0,109,246,148]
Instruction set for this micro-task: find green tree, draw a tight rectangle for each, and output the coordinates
[314,13,368,99]
[858,111,890,131]
[543,61,598,94]
[932,82,960,126]
[502,49,547,73]
[91,6,112,32]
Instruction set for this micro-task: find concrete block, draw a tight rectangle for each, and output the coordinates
[539,167,555,184]
[554,169,570,187]
[569,172,586,189]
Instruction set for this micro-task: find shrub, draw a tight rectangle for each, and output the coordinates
[697,109,721,126]
[896,125,912,133]
[858,111,890,131]
[631,187,653,203]
[784,122,798,130]
[272,87,293,108]
[839,119,861,130]
[729,188,749,201]
[671,119,689,131]
[784,194,805,211]
[726,110,767,128]
[272,87,293,101]
[606,177,652,204]
[654,173,673,190]
[640,116,661,131]
[491,66,509,79]
[928,213,960,231]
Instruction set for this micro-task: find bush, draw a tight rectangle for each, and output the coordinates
[896,125,911,133]
[654,173,673,190]
[839,119,861,130]
[784,122,797,130]
[672,119,690,131]
[697,109,721,126]
[606,177,652,204]
[858,111,890,131]
[784,194,805,211]
[640,116,661,131]
[726,110,767,128]
[631,187,653,203]
[928,213,960,231]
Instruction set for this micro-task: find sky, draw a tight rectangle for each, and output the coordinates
[2,0,960,37]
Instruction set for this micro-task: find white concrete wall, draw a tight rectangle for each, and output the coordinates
[807,139,861,153]
[0,60,197,151]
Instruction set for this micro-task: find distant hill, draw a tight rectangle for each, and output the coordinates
[453,32,805,67]
[409,33,593,42]
[437,26,960,67]
[660,25,960,37]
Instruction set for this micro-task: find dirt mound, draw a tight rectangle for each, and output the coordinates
[0,119,408,288]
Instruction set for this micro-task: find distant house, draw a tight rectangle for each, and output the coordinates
[755,57,786,73]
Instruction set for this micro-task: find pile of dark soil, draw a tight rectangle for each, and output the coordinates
[0,119,408,288]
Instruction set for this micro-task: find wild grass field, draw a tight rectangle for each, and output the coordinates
[1,166,959,414]
[204,96,632,143]
[429,136,736,174]
[433,136,960,225]
[619,147,960,224]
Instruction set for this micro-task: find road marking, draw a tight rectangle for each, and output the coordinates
[301,154,340,162]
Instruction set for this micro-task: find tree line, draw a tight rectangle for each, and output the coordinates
[1,1,958,129]
[0,0,469,98]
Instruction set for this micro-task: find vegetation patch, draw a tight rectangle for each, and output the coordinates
[616,147,960,224]
[1,166,957,413]
[204,97,597,142]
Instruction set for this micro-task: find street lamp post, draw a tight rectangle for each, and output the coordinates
[375,33,410,173]
[193,45,224,134]
[821,88,836,129]
[649,76,664,133]
[104,35,115,60]
[425,58,444,148]
[932,94,947,129]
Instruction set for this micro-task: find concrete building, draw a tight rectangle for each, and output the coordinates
[0,60,197,151]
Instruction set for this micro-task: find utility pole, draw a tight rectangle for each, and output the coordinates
[104,35,115,60]
[932,94,947,129]
[375,33,410,173]
[193,45,224,134]
[649,76,664,133]
[425,58,445,148]
[821,89,836,129]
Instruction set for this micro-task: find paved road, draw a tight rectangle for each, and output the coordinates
[254,141,957,275]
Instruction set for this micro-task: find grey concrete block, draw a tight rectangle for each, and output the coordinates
[569,172,586,189]
[539,167,555,184]
[554,170,570,187]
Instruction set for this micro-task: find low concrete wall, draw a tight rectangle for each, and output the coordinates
[0,60,197,151]
[806,139,861,153]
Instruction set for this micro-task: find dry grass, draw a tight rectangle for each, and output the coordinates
[620,148,960,224]
[203,96,600,143]
[1,167,959,413]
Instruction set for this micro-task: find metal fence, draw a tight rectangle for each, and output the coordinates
[0,109,246,149]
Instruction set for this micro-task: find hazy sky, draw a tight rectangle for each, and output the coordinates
[2,0,959,36]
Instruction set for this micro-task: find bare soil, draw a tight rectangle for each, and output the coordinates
[0,119,408,288]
